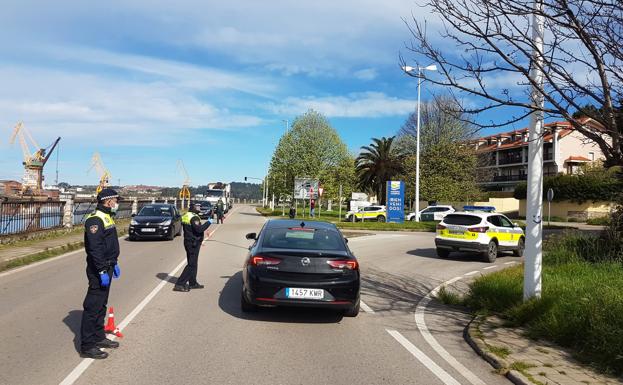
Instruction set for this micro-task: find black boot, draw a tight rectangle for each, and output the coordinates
[189,283,205,289]
[96,338,120,349]
[81,347,109,359]
[173,284,189,292]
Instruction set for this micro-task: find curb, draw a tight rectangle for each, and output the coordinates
[463,316,534,385]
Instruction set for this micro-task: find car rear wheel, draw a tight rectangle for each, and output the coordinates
[377,215,386,222]
[240,290,258,313]
[483,240,498,263]
[343,298,360,317]
[437,248,450,258]
[410,216,416,222]
[513,237,525,257]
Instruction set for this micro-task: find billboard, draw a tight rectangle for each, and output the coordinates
[386,181,405,223]
[293,178,319,199]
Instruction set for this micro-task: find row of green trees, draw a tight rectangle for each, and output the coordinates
[267,98,483,206]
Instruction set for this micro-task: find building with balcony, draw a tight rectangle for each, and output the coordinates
[473,119,606,191]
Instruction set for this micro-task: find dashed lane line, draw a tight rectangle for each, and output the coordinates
[387,329,462,385]
[504,261,518,265]
[483,265,498,270]
[360,300,375,314]
[58,207,238,385]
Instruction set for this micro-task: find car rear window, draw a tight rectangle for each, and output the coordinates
[443,214,482,226]
[262,228,346,251]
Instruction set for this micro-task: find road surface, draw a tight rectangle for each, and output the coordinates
[0,205,515,385]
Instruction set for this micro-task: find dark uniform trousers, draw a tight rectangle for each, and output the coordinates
[81,265,113,350]
[177,241,200,286]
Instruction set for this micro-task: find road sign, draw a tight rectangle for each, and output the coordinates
[386,181,405,223]
[547,188,554,202]
[293,178,319,199]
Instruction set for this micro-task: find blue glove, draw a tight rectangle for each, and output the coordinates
[207,218,213,225]
[99,271,111,287]
[113,264,120,279]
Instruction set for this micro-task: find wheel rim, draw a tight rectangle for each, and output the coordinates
[489,243,496,257]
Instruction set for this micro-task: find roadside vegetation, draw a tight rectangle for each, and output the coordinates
[438,208,623,375]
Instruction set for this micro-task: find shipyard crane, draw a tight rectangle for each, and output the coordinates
[177,160,191,209]
[9,122,61,195]
[88,152,111,194]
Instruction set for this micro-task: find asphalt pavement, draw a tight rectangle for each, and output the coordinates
[0,205,516,385]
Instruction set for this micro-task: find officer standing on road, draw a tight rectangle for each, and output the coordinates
[174,203,213,292]
[80,188,121,359]
[216,198,225,224]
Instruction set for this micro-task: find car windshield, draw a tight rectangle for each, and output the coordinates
[205,189,224,198]
[262,227,346,251]
[138,206,173,217]
[200,202,212,208]
[443,214,481,226]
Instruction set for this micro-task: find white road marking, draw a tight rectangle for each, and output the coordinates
[0,235,126,279]
[386,329,462,385]
[360,300,375,314]
[464,270,480,276]
[504,261,517,265]
[58,207,238,385]
[483,266,498,270]
[415,276,488,385]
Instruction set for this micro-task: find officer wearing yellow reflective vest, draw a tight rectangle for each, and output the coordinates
[80,188,121,359]
[174,202,213,292]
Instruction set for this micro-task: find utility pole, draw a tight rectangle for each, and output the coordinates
[524,0,545,301]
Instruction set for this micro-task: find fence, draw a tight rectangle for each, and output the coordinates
[0,200,65,235]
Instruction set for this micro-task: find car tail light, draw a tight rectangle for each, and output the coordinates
[327,260,358,270]
[469,226,489,233]
[249,255,282,266]
[436,224,447,230]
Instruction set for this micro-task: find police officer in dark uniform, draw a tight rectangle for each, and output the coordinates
[174,202,213,292]
[80,188,121,359]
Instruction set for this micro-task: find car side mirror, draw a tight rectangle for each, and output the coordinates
[344,238,349,243]
[246,232,257,240]
[513,222,519,227]
[131,213,136,217]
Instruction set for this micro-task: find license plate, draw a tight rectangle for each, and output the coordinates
[141,228,156,232]
[286,288,324,300]
[448,226,466,235]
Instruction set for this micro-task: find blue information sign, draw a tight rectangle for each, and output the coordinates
[386,181,405,223]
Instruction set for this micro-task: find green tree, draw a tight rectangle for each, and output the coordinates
[396,98,483,203]
[267,110,356,204]
[355,136,404,204]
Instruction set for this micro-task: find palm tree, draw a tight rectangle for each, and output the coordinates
[356,136,404,204]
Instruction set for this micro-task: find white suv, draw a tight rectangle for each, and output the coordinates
[407,205,455,221]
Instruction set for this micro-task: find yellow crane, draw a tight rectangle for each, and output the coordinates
[88,152,111,195]
[9,122,61,195]
[177,160,191,209]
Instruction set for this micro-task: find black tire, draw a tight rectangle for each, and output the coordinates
[410,216,416,222]
[240,290,258,313]
[437,248,450,258]
[167,229,175,241]
[343,298,360,317]
[129,235,137,241]
[513,237,525,257]
[377,215,386,223]
[176,225,182,237]
[483,240,498,263]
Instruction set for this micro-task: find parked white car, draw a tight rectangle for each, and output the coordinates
[406,205,455,221]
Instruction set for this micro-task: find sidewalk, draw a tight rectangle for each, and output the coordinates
[467,316,622,385]
[0,232,85,265]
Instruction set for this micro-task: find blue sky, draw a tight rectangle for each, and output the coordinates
[0,0,528,186]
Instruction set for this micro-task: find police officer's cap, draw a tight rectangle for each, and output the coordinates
[97,188,119,202]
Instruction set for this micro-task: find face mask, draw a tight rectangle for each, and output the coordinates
[111,203,119,213]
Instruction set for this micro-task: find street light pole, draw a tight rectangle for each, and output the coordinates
[402,64,437,222]
[524,0,545,300]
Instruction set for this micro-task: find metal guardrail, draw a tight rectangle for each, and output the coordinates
[0,200,65,235]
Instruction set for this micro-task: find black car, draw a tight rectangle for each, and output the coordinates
[241,219,360,317]
[129,204,182,241]
[195,201,214,219]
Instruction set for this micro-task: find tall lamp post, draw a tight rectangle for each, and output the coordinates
[402,64,437,221]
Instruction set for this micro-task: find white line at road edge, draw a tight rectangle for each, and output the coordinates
[464,270,480,276]
[386,329,462,385]
[59,207,239,385]
[483,265,498,270]
[360,300,375,314]
[415,276,488,385]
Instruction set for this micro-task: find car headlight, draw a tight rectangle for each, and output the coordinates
[161,219,172,226]
[131,219,138,225]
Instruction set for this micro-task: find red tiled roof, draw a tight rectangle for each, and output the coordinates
[565,156,591,162]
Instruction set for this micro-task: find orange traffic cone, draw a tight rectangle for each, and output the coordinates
[104,306,124,338]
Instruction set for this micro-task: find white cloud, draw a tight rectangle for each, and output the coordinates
[267,92,415,118]
[353,68,378,81]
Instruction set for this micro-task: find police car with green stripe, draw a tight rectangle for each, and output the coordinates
[434,206,525,263]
